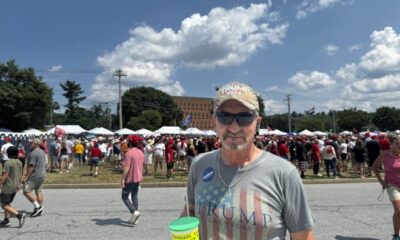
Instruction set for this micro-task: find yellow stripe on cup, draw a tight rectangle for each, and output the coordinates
[169,217,199,240]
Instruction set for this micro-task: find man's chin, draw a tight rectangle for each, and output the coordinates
[221,142,247,151]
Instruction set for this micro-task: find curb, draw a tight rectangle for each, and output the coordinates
[43,178,378,189]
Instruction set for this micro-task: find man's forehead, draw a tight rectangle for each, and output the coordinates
[217,99,250,111]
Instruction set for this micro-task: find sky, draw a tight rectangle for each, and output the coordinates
[1,0,400,115]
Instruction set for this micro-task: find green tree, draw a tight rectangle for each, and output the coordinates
[85,103,112,129]
[60,80,86,124]
[122,86,182,127]
[0,60,53,131]
[127,110,162,131]
[336,108,370,132]
[296,117,325,131]
[373,106,400,131]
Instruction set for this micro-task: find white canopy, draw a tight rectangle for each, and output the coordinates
[136,128,154,137]
[313,131,328,136]
[23,128,46,136]
[258,129,270,136]
[299,129,314,136]
[203,130,217,136]
[182,127,204,135]
[47,125,87,135]
[88,127,114,135]
[155,126,182,135]
[340,130,352,135]
[269,129,287,136]
[114,128,136,135]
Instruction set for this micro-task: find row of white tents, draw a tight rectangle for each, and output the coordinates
[0,125,217,137]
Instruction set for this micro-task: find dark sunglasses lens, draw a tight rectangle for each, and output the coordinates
[217,112,255,126]
[236,113,255,126]
[216,112,234,125]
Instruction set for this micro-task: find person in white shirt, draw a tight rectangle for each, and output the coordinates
[339,139,348,171]
[153,138,165,175]
[321,141,338,178]
[144,139,154,176]
[1,137,14,169]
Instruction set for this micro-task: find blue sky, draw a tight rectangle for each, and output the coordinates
[1,0,400,115]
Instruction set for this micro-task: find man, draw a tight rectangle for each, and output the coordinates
[365,135,381,176]
[0,146,26,228]
[22,138,46,217]
[1,137,14,169]
[181,82,314,239]
[120,135,144,225]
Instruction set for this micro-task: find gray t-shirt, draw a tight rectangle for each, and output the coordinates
[2,158,22,194]
[187,149,313,240]
[28,148,47,181]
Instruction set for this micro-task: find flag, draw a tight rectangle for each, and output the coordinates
[267,125,272,131]
[181,114,193,126]
[55,126,65,137]
[307,106,315,115]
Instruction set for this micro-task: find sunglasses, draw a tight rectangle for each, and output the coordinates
[216,111,257,127]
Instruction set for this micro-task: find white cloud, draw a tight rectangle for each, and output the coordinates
[296,0,352,19]
[263,99,286,115]
[48,65,63,72]
[282,26,400,113]
[358,27,400,77]
[90,3,288,102]
[351,74,400,93]
[288,71,336,90]
[348,44,361,52]
[156,81,185,96]
[323,44,339,56]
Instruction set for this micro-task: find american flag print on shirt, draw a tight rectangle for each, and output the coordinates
[195,184,276,240]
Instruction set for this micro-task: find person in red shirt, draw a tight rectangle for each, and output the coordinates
[278,138,290,160]
[165,138,175,180]
[120,135,144,225]
[89,143,101,177]
[311,138,322,176]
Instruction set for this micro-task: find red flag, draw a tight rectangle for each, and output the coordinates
[55,126,65,137]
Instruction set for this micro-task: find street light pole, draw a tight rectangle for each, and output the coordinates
[113,69,127,130]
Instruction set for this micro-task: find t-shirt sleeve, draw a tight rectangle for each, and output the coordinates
[121,152,131,166]
[28,152,36,166]
[4,161,11,173]
[186,157,198,206]
[282,168,314,233]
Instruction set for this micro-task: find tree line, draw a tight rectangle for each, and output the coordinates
[1,60,399,132]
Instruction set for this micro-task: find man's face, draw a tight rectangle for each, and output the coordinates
[214,100,260,151]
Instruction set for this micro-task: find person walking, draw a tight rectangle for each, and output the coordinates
[120,135,144,225]
[22,138,46,217]
[89,143,101,177]
[373,133,400,240]
[181,82,314,239]
[0,146,26,228]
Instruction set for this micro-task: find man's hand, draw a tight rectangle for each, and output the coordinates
[120,179,125,189]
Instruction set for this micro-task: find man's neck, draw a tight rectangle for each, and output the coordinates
[220,145,262,167]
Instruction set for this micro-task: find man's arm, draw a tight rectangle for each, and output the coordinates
[180,203,195,217]
[120,165,129,188]
[22,164,34,183]
[290,230,314,240]
[0,172,9,186]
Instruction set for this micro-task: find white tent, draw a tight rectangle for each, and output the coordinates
[340,130,352,135]
[313,131,328,136]
[23,128,46,136]
[155,126,182,135]
[182,127,204,135]
[136,128,154,137]
[88,127,114,135]
[114,128,136,135]
[203,130,217,136]
[258,129,270,136]
[46,125,87,135]
[269,129,287,136]
[299,129,314,136]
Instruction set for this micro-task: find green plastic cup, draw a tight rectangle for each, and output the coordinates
[168,216,199,240]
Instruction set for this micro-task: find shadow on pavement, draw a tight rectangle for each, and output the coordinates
[91,218,134,227]
[335,235,380,240]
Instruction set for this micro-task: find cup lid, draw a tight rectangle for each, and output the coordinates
[168,217,199,232]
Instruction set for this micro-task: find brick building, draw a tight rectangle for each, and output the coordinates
[172,96,214,130]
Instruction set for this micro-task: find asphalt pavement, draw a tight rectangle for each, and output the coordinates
[0,183,394,240]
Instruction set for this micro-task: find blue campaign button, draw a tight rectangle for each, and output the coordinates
[202,167,214,182]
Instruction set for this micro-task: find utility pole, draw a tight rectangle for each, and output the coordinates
[284,94,292,133]
[113,69,127,130]
[333,110,337,134]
